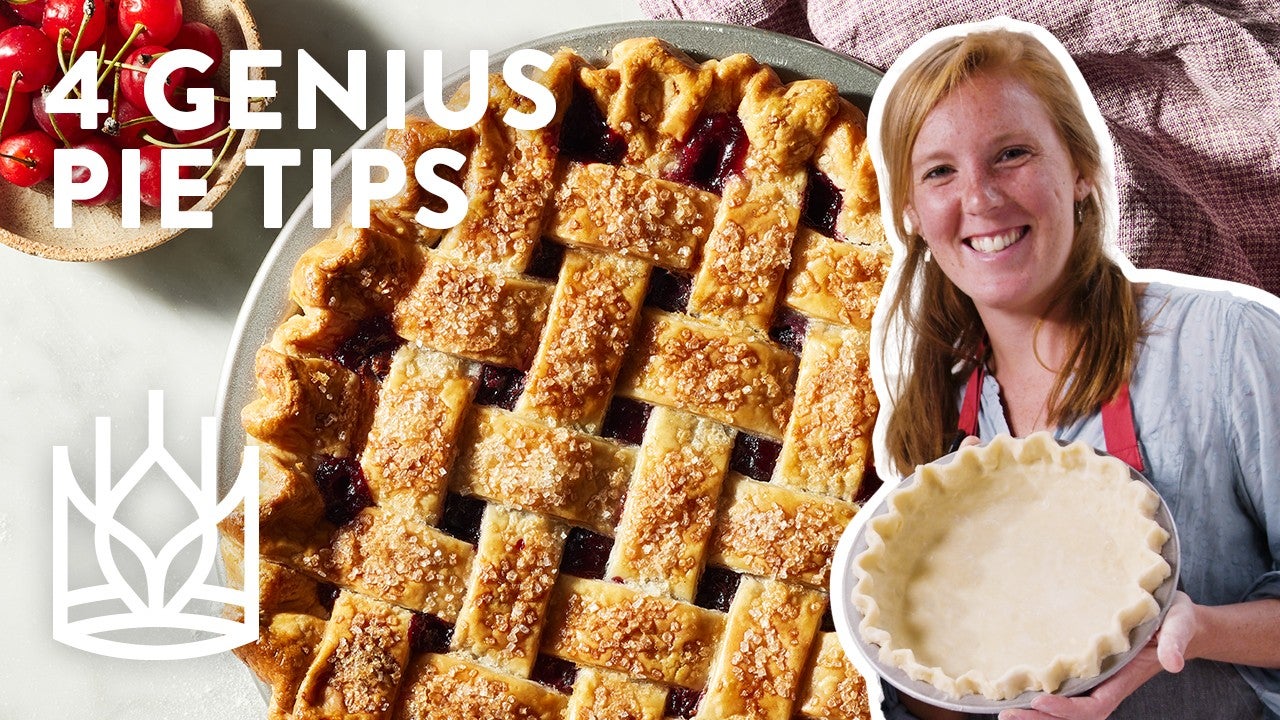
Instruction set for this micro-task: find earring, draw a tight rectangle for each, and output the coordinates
[1075,201,1084,225]
[924,247,933,263]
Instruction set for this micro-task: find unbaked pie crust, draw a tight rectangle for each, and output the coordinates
[851,432,1170,700]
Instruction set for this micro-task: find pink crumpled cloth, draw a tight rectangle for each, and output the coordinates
[639,0,1280,296]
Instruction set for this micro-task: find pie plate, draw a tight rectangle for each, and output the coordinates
[828,439,1182,713]
[214,19,884,703]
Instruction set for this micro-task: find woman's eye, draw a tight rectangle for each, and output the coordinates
[922,165,953,181]
[999,147,1031,162]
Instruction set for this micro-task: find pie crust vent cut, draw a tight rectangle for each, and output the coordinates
[851,432,1171,701]
[221,36,890,720]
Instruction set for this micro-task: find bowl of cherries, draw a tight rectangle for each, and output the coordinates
[0,0,260,260]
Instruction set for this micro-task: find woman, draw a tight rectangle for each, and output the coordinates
[867,20,1280,720]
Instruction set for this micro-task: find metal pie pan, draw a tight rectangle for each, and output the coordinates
[829,440,1182,714]
[213,19,883,703]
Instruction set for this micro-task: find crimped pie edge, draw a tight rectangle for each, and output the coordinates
[850,432,1171,700]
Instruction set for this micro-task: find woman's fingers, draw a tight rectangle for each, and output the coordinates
[997,643,1165,720]
[1156,591,1197,673]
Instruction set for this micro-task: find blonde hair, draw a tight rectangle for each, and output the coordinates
[880,28,1141,475]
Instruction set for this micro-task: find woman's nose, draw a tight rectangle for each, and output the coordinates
[961,167,1004,214]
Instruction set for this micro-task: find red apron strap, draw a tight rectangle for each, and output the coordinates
[955,358,1143,473]
[957,363,985,438]
[1102,382,1144,472]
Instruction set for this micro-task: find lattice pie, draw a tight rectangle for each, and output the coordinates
[852,433,1171,701]
[221,37,889,720]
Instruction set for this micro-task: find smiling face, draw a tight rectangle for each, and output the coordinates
[906,71,1091,319]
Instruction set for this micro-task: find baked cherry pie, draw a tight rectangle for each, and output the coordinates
[221,36,888,720]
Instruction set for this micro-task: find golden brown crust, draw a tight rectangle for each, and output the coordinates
[605,38,712,173]
[392,250,553,369]
[220,449,330,560]
[784,230,890,330]
[376,118,473,245]
[393,654,568,720]
[698,577,825,719]
[299,508,474,621]
[567,668,668,720]
[607,406,734,600]
[293,591,412,720]
[451,507,567,676]
[548,163,716,270]
[360,346,472,521]
[435,52,578,272]
[230,559,330,720]
[775,324,877,501]
[617,309,798,439]
[515,250,649,430]
[242,349,371,458]
[541,577,725,689]
[452,407,635,534]
[688,73,839,329]
[810,103,881,246]
[796,633,873,720]
[710,474,857,587]
[290,224,419,319]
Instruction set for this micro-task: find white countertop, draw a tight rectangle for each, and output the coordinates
[0,0,644,716]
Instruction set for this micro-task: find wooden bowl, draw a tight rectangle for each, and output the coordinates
[0,0,262,261]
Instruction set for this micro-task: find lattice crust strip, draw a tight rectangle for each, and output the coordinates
[606,405,735,602]
[226,36,887,720]
[696,577,826,719]
[451,505,567,677]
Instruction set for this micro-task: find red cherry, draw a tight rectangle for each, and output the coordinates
[68,134,119,204]
[0,127,55,185]
[119,44,186,112]
[31,85,89,143]
[0,13,11,32]
[170,20,218,81]
[115,0,180,48]
[103,97,167,147]
[42,0,106,52]
[7,0,47,24]
[137,142,193,207]
[0,85,30,136]
[0,25,57,93]
[171,94,228,150]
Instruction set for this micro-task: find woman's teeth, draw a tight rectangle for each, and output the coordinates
[968,228,1023,254]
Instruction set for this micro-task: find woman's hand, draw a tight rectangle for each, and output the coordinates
[997,592,1198,720]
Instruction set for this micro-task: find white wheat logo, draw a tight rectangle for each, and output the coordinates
[52,390,259,660]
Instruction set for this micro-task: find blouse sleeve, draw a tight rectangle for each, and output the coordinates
[1220,295,1280,712]
[1223,297,1280,601]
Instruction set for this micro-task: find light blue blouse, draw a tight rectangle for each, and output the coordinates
[882,279,1280,719]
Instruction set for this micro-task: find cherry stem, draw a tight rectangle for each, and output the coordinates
[5,0,38,6]
[38,88,75,147]
[98,23,144,89]
[57,29,72,76]
[0,73,16,140]
[69,4,92,68]
[0,151,38,169]
[105,65,121,129]
[117,113,157,129]
[205,128,237,179]
[147,124,231,149]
